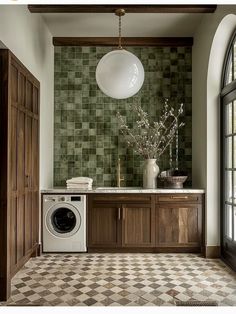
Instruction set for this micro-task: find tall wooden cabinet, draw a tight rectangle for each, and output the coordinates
[0,50,40,301]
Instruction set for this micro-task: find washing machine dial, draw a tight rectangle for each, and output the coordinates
[58,196,66,202]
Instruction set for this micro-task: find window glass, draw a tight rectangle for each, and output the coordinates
[226,171,232,203]
[234,207,236,241]
[226,102,232,135]
[226,205,232,239]
[225,52,233,85]
[226,137,232,168]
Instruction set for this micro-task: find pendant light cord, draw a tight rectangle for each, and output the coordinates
[118,14,122,49]
[115,8,125,49]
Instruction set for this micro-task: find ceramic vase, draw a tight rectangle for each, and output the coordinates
[143,159,159,189]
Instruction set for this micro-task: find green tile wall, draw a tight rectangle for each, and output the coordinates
[54,46,192,187]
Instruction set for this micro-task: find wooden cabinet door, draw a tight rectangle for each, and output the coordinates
[157,204,202,247]
[16,109,25,262]
[122,203,155,247]
[88,203,121,247]
[24,114,33,254]
[31,118,39,247]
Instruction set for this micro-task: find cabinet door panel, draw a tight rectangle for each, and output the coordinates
[10,64,18,103]
[187,207,199,243]
[122,204,155,247]
[16,110,25,260]
[32,191,39,246]
[9,197,17,273]
[158,207,179,244]
[10,106,17,192]
[18,72,25,107]
[89,205,121,247]
[157,204,201,247]
[32,119,39,191]
[26,80,33,111]
[178,207,188,243]
[17,110,25,193]
[25,115,32,186]
[33,86,39,115]
[24,192,32,253]
[17,195,25,260]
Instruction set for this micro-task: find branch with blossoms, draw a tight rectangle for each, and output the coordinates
[116,99,184,159]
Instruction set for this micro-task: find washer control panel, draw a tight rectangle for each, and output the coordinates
[44,195,83,203]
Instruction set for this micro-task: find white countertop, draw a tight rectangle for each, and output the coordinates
[41,187,205,194]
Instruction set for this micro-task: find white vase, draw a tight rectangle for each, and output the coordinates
[143,159,159,189]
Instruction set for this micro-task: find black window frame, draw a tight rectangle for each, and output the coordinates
[220,29,236,271]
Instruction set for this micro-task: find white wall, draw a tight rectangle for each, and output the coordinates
[0,5,54,189]
[193,6,236,246]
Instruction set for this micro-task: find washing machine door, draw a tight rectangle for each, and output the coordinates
[46,203,81,238]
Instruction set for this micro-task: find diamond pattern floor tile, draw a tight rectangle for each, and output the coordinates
[0,253,235,306]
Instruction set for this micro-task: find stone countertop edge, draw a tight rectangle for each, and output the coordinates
[41,188,205,194]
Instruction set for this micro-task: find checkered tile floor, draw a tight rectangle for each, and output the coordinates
[1,253,236,306]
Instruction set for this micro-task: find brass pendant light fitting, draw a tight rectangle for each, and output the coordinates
[115,8,126,49]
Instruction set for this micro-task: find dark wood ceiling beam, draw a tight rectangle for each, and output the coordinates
[28,5,217,14]
[53,37,193,47]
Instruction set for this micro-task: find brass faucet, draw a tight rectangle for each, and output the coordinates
[117,158,124,187]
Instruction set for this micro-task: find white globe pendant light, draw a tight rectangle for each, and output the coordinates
[96,9,144,100]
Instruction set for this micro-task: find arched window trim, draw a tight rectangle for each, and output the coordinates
[221,29,236,91]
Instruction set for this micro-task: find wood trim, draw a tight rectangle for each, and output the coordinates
[91,194,151,203]
[53,37,193,47]
[28,5,217,14]
[156,193,202,203]
[0,49,11,301]
[204,246,221,258]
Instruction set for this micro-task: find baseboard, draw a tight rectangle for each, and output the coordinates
[204,245,220,258]
[88,247,202,253]
[37,243,42,256]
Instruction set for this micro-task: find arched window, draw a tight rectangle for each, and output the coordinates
[221,30,236,269]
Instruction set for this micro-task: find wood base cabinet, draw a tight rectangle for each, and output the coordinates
[0,50,40,301]
[88,193,204,253]
[156,194,203,251]
[88,195,155,250]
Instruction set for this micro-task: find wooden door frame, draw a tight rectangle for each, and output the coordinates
[0,49,11,301]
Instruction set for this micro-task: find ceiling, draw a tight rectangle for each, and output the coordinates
[41,13,205,37]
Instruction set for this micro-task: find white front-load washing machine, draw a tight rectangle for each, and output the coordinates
[43,194,86,252]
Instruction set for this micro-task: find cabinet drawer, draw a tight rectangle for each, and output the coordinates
[92,194,151,203]
[156,194,202,203]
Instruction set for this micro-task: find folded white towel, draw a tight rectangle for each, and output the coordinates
[67,185,92,190]
[66,177,93,184]
[66,183,92,186]
[66,183,92,188]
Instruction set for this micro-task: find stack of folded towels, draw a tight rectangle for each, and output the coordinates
[66,177,93,190]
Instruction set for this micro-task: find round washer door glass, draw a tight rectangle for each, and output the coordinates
[46,203,81,238]
[52,207,76,233]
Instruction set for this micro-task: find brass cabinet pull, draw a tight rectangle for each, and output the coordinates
[171,196,188,199]
[118,208,121,220]
[122,206,125,220]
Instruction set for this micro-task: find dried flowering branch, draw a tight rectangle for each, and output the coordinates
[116,99,184,159]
